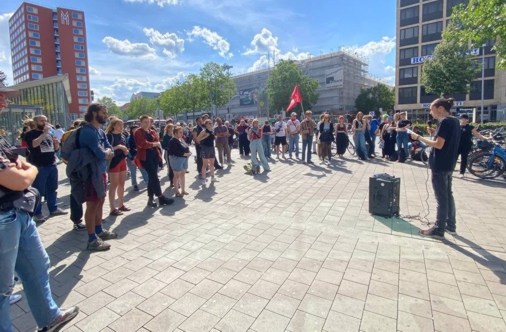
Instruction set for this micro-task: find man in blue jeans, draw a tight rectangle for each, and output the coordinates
[286,112,301,159]
[411,97,460,238]
[300,110,317,163]
[0,99,78,331]
[24,115,67,223]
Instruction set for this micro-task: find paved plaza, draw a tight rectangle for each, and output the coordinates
[10,147,506,332]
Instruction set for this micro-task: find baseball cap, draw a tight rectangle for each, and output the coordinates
[291,112,297,116]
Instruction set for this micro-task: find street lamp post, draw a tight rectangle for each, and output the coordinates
[480,43,486,125]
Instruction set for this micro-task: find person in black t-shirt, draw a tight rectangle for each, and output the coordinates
[457,114,488,178]
[24,115,68,223]
[410,98,461,238]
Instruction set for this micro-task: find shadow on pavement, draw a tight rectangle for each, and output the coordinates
[445,235,506,284]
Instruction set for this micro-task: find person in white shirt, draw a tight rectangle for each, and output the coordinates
[53,124,65,142]
[286,112,301,159]
[273,115,287,159]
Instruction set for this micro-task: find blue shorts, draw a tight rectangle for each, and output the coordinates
[169,155,188,172]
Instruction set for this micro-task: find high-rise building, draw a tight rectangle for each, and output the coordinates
[395,0,506,121]
[8,2,90,116]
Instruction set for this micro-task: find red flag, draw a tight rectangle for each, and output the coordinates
[286,85,302,112]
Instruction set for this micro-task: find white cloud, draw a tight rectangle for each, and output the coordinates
[0,13,13,85]
[123,0,180,7]
[244,28,278,55]
[89,66,101,76]
[143,27,185,58]
[245,28,312,72]
[187,26,232,58]
[341,36,396,58]
[102,36,157,58]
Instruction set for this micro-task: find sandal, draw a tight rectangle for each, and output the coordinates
[118,205,131,212]
[109,209,123,216]
[175,193,184,197]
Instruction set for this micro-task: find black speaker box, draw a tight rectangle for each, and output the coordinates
[369,173,400,218]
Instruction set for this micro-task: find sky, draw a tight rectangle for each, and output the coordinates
[0,0,397,105]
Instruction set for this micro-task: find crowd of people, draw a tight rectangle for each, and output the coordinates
[0,95,496,331]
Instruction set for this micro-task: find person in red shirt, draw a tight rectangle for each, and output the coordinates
[134,115,174,208]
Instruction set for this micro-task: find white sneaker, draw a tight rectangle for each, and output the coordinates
[201,179,207,186]
[211,177,217,182]
[9,294,22,305]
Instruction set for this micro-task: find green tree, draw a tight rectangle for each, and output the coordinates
[96,96,121,117]
[355,83,395,115]
[266,60,319,116]
[126,98,158,119]
[200,62,236,114]
[421,39,478,97]
[445,0,506,68]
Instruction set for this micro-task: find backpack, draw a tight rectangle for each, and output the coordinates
[60,127,82,163]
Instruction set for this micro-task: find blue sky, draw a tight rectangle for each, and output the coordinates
[0,0,397,104]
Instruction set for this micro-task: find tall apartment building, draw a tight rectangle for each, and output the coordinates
[395,0,506,121]
[8,2,90,116]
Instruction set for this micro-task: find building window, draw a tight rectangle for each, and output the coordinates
[77,83,88,89]
[72,28,83,35]
[30,48,41,55]
[31,64,43,71]
[30,56,41,63]
[470,79,495,100]
[78,90,88,97]
[75,52,85,58]
[28,31,40,39]
[28,39,40,47]
[75,60,86,66]
[31,73,43,80]
[398,87,418,104]
[421,43,438,56]
[400,6,419,26]
[26,6,38,14]
[400,26,419,46]
[447,0,468,16]
[27,14,39,22]
[76,75,87,82]
[422,21,443,42]
[423,0,443,21]
[399,67,418,79]
[72,20,83,27]
[79,106,88,112]
[76,67,87,74]
[73,36,85,43]
[400,47,418,60]
[74,44,85,51]
[72,12,83,20]
[27,23,39,31]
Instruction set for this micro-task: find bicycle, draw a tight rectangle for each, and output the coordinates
[467,142,506,179]
[331,137,355,156]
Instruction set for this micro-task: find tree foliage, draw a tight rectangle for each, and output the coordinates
[421,39,478,97]
[125,98,158,119]
[200,62,236,109]
[96,96,121,118]
[445,0,506,69]
[266,60,319,116]
[355,83,395,115]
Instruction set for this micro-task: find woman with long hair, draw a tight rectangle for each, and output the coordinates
[105,117,129,216]
[196,119,216,185]
[134,115,174,207]
[318,113,334,162]
[168,126,192,197]
[352,112,368,161]
[335,115,349,157]
[162,123,175,187]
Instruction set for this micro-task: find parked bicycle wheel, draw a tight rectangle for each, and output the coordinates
[468,151,506,179]
[347,140,356,156]
[331,141,338,156]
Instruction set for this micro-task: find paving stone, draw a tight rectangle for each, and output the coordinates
[215,309,256,332]
[287,310,326,332]
[265,293,301,318]
[108,308,152,332]
[76,307,120,332]
[169,292,207,317]
[250,309,290,332]
[323,310,361,332]
[201,293,237,318]
[298,293,333,318]
[397,311,435,332]
[360,310,397,332]
[143,308,186,332]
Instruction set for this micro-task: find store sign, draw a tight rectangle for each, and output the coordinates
[422,101,464,108]
[411,55,433,65]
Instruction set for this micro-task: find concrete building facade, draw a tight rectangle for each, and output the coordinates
[395,0,506,121]
[9,2,90,116]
